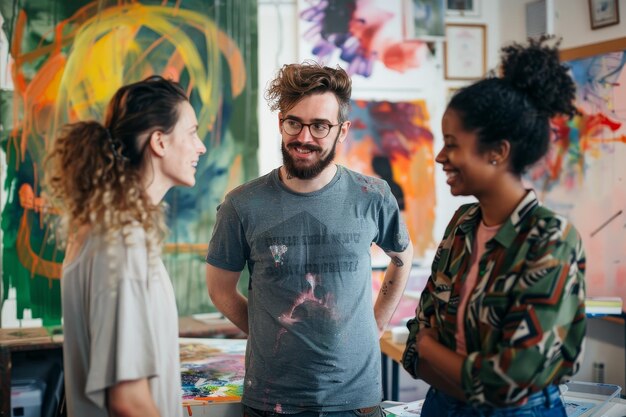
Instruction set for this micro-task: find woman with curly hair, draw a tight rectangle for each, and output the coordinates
[46,75,206,417]
[402,37,586,416]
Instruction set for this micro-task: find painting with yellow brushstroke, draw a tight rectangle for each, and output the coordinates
[337,99,436,264]
[0,0,258,323]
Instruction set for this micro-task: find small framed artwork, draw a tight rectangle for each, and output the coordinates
[446,0,480,16]
[404,0,446,39]
[588,0,620,30]
[444,24,486,80]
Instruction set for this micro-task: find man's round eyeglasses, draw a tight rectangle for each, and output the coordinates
[280,118,342,139]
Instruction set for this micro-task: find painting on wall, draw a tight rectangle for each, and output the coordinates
[527,46,626,307]
[180,338,246,405]
[0,0,258,324]
[405,0,446,40]
[337,99,436,264]
[298,0,432,90]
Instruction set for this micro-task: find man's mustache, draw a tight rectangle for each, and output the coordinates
[286,142,322,152]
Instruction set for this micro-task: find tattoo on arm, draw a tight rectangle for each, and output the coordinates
[381,280,394,296]
[390,256,404,267]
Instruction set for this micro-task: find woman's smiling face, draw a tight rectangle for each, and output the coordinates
[436,108,498,198]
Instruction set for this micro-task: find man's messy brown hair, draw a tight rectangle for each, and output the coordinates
[265,61,352,122]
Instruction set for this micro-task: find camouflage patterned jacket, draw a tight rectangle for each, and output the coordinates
[402,190,586,407]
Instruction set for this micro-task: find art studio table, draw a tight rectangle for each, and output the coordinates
[180,333,405,415]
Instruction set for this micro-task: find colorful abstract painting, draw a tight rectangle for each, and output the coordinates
[298,0,431,87]
[527,49,626,305]
[0,0,258,324]
[337,99,436,263]
[180,338,246,405]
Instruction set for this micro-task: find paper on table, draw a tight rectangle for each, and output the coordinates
[384,400,424,417]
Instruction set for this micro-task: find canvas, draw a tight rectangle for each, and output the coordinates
[337,99,436,264]
[527,50,626,304]
[297,0,432,90]
[0,0,258,323]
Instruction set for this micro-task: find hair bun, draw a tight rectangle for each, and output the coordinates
[500,36,576,118]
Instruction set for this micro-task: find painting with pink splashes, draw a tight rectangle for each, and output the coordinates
[298,0,433,89]
[526,49,626,306]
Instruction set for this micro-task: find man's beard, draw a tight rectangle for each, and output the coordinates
[281,133,339,180]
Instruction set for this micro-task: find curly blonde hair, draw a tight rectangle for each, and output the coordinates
[45,76,189,253]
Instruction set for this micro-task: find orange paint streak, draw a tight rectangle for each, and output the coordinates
[20,55,66,159]
[11,11,27,172]
[163,243,209,254]
[222,36,246,96]
[224,155,243,194]
[17,213,62,280]
[11,11,27,93]
[164,52,186,83]
[188,396,240,403]
[186,19,246,97]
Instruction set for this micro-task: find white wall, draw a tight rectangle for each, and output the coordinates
[500,0,626,48]
[555,0,626,48]
[257,0,299,176]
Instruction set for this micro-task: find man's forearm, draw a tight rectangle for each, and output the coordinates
[206,265,249,333]
[373,245,413,333]
[211,291,249,334]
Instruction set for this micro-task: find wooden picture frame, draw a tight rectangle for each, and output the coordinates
[588,0,620,30]
[559,36,626,61]
[444,24,486,80]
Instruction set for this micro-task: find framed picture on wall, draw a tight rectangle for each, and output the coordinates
[446,0,480,16]
[588,0,620,29]
[405,0,446,39]
[444,24,486,80]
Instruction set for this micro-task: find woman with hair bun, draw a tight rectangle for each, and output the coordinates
[46,75,206,417]
[402,37,586,416]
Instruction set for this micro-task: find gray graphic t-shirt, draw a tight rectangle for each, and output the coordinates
[206,166,409,412]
